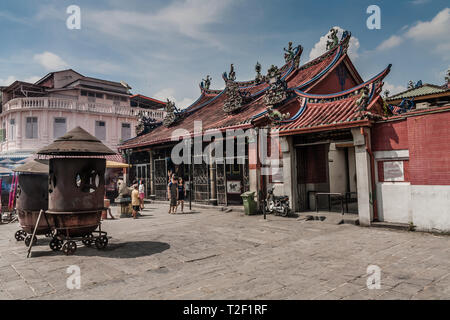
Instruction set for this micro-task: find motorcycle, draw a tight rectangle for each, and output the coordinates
[265,186,291,217]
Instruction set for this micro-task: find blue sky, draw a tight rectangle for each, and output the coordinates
[0,0,449,107]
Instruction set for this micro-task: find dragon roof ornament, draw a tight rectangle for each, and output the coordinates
[223,80,243,114]
[264,65,288,106]
[162,99,181,127]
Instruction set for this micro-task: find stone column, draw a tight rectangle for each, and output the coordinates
[280,136,296,211]
[16,111,22,149]
[351,127,373,226]
[248,130,261,207]
[209,146,217,205]
[149,149,155,199]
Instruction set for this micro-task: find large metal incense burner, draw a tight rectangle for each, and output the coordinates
[13,159,52,246]
[36,126,115,255]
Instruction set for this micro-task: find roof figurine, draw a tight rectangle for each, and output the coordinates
[355,86,370,115]
[326,28,339,51]
[227,64,236,81]
[37,126,115,156]
[162,99,180,127]
[201,75,212,90]
[255,62,263,84]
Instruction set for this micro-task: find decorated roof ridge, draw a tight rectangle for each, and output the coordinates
[290,30,351,79]
[386,83,449,101]
[292,64,392,100]
[276,66,389,125]
[172,30,350,119]
[217,44,303,87]
[181,88,227,115]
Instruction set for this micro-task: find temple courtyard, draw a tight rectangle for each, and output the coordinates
[0,203,449,300]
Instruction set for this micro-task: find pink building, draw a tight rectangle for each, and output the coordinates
[0,69,166,163]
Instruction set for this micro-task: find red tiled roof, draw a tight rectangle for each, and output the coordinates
[120,33,374,149]
[120,92,270,149]
[274,95,368,134]
[287,47,340,89]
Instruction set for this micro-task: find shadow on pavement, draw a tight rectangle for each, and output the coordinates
[30,241,170,259]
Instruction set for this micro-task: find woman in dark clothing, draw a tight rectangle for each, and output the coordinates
[167,175,178,214]
[177,177,186,213]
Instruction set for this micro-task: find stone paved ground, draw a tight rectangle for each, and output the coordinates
[0,203,449,300]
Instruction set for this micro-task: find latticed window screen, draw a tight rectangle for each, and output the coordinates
[95,121,106,141]
[121,123,131,141]
[25,117,38,139]
[9,119,15,140]
[53,117,67,138]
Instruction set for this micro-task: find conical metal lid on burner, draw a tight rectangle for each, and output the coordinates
[13,159,49,174]
[37,126,116,156]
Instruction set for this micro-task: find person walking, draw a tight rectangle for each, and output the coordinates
[167,175,178,214]
[139,179,145,209]
[131,184,140,219]
[177,177,186,213]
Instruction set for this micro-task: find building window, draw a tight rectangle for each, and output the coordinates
[81,90,88,96]
[95,121,106,141]
[95,93,104,99]
[0,122,5,142]
[121,123,131,141]
[53,117,67,138]
[26,117,38,139]
[9,119,15,140]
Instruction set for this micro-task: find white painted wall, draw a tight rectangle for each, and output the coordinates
[376,183,412,224]
[411,185,450,233]
[375,149,450,232]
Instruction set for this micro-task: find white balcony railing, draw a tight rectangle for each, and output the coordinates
[2,97,166,120]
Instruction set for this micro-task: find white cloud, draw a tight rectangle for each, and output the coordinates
[85,0,233,48]
[33,52,68,71]
[375,8,450,59]
[153,88,195,109]
[406,8,450,40]
[24,76,41,83]
[411,0,431,5]
[308,26,360,62]
[383,81,407,96]
[0,75,17,86]
[376,35,404,51]
[0,75,43,86]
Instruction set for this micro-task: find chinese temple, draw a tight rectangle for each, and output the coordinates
[120,30,450,232]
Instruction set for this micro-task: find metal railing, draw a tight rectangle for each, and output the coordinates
[314,192,358,214]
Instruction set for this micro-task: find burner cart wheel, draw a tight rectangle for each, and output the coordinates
[15,230,27,241]
[62,241,77,255]
[82,234,94,246]
[95,235,108,250]
[49,238,63,251]
[24,235,37,247]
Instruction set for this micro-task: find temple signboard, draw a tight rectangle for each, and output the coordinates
[383,161,404,182]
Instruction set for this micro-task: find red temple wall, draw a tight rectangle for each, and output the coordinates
[308,66,359,94]
[372,111,450,186]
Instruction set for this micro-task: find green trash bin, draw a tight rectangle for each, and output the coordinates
[241,191,257,215]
